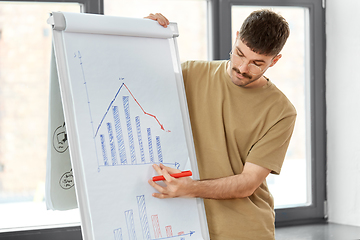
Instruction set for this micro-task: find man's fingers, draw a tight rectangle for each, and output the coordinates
[144,13,169,28]
[144,16,155,20]
[161,168,173,182]
[159,163,181,174]
[153,164,181,177]
[152,192,171,199]
[144,13,157,20]
[152,164,175,184]
[148,179,166,193]
[148,180,174,199]
[156,13,169,25]
[152,164,164,175]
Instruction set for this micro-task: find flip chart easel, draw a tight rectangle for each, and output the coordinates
[47,12,209,240]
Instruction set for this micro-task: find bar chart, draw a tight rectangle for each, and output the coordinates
[77,51,180,171]
[95,89,166,168]
[113,195,195,240]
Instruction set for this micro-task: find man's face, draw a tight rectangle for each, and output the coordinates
[227,38,281,88]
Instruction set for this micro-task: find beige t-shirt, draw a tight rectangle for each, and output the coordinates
[181,60,297,240]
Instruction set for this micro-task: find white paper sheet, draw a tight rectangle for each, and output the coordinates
[59,23,204,239]
[45,46,77,210]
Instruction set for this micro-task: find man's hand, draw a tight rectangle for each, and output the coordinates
[148,164,195,198]
[144,13,170,28]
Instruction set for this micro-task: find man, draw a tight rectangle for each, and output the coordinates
[146,10,296,240]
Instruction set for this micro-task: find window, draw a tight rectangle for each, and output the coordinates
[104,0,208,62]
[231,5,310,209]
[0,1,101,234]
[218,0,326,225]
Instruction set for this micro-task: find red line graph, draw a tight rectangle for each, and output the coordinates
[123,83,170,132]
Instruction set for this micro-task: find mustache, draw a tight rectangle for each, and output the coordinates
[232,67,252,79]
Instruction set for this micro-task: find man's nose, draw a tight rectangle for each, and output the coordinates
[238,61,250,74]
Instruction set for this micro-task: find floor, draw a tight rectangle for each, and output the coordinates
[275,223,360,240]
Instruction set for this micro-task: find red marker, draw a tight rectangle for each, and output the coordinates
[152,170,192,182]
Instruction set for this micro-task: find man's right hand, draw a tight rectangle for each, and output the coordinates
[144,13,170,28]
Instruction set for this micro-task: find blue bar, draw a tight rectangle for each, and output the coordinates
[113,228,123,240]
[123,96,137,164]
[136,195,151,240]
[107,122,118,166]
[125,210,137,240]
[100,134,109,166]
[147,128,154,163]
[135,116,146,163]
[113,106,127,164]
[156,136,163,163]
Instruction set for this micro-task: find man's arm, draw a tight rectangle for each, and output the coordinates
[148,162,271,199]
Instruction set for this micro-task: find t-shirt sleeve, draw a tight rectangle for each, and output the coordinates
[246,114,296,175]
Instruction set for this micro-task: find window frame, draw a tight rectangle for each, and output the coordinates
[210,0,326,226]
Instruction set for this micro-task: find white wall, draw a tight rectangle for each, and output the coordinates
[326,0,360,226]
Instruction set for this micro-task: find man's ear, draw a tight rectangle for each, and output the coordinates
[269,54,282,67]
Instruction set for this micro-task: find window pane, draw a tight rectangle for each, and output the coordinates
[104,0,208,62]
[0,2,81,230]
[231,6,311,208]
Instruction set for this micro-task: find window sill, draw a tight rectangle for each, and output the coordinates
[276,222,360,240]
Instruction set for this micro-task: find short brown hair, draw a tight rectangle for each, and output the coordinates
[239,9,290,56]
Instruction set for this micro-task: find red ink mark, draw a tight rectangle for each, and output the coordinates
[123,83,170,132]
